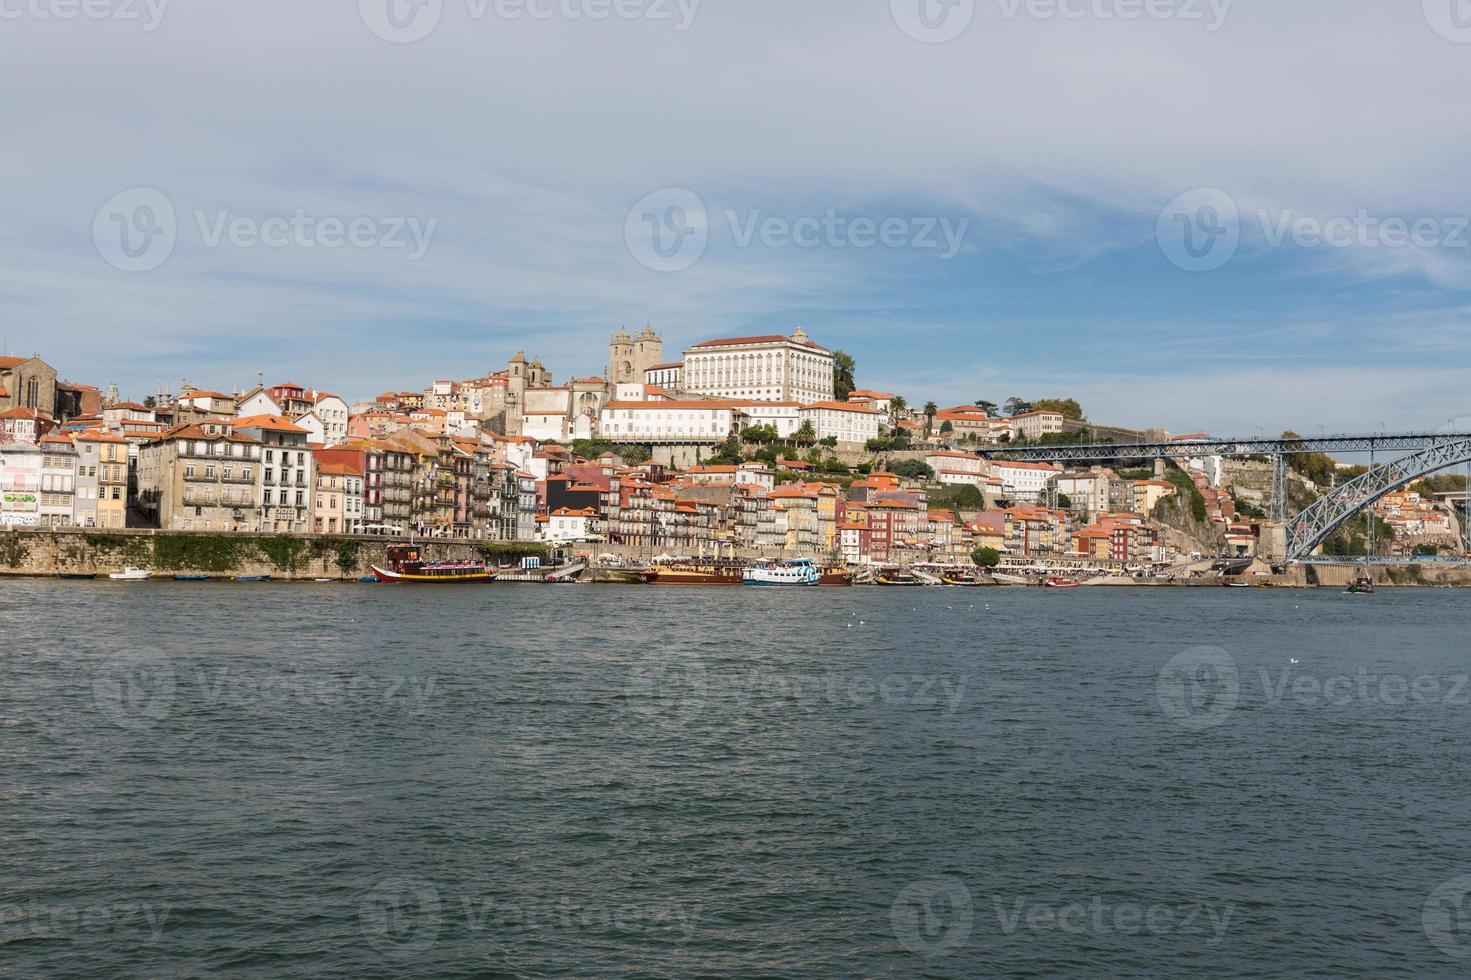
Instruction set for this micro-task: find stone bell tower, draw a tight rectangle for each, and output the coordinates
[633,324,663,381]
[610,327,635,384]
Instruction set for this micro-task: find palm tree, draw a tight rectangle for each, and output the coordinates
[923,401,938,435]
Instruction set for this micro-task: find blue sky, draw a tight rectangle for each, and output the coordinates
[3,0,1470,435]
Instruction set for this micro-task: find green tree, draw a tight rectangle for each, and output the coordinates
[1281,431,1337,486]
[832,350,857,400]
[794,420,817,446]
[973,399,998,415]
[1032,398,1085,421]
[882,394,906,426]
[618,444,652,465]
[890,459,934,481]
[923,401,938,434]
[819,436,838,448]
[939,420,954,435]
[1004,397,1032,417]
[972,547,1002,568]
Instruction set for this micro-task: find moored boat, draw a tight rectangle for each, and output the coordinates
[875,567,926,586]
[1044,576,1081,589]
[108,566,151,581]
[55,572,97,580]
[371,544,495,584]
[818,564,855,586]
[743,557,821,586]
[173,574,212,581]
[1345,573,1376,594]
[235,575,272,582]
[648,559,743,585]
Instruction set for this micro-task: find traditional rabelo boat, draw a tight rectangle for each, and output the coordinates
[371,544,496,584]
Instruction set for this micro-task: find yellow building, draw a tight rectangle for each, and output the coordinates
[76,430,129,529]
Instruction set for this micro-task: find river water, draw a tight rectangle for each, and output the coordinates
[4,580,1471,977]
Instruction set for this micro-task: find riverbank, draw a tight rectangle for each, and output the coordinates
[0,528,546,581]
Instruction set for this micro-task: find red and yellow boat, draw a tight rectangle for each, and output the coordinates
[371,545,496,584]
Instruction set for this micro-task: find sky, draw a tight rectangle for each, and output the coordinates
[3,0,1471,436]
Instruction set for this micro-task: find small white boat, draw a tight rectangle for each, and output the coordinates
[743,557,821,586]
[108,566,152,581]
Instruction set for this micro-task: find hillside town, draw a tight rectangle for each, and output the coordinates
[0,328,1464,569]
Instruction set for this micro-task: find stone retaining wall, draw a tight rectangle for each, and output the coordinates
[0,528,545,581]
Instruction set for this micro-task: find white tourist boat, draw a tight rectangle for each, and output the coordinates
[742,557,821,586]
[108,566,152,581]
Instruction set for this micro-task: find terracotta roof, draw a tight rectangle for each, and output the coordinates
[0,407,53,421]
[233,414,309,434]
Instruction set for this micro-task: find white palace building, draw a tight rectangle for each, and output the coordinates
[678,328,835,405]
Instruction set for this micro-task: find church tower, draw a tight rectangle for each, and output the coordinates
[610,328,635,384]
[633,324,663,381]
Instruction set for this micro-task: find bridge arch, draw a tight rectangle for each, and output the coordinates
[1286,436,1471,561]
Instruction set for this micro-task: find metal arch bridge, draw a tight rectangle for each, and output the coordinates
[977,430,1471,562]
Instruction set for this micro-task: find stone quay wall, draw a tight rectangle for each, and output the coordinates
[0,528,546,581]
